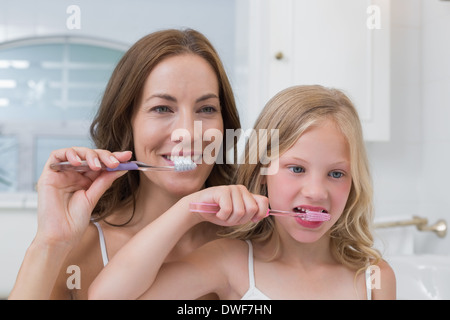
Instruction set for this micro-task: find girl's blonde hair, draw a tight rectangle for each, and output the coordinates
[225,85,381,271]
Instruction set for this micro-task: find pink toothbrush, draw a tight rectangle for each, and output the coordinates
[189,202,330,222]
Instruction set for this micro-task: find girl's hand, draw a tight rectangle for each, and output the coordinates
[34,147,132,248]
[186,185,269,227]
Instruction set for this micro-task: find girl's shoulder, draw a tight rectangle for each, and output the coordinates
[370,258,397,300]
[372,259,396,278]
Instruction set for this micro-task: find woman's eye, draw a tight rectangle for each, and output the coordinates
[152,106,171,113]
[199,106,217,113]
[288,166,304,174]
[329,171,344,179]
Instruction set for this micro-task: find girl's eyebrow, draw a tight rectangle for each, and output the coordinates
[144,93,219,104]
[289,156,349,167]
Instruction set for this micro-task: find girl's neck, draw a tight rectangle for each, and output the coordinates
[264,228,335,268]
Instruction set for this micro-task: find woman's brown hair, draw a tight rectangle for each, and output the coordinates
[90,28,241,223]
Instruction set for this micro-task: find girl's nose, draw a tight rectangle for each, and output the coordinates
[301,175,328,201]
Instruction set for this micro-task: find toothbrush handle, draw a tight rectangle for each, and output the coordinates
[50,161,139,172]
[189,202,331,221]
[189,202,273,216]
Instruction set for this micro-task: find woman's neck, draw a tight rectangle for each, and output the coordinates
[133,183,183,226]
[108,178,218,240]
[132,181,220,259]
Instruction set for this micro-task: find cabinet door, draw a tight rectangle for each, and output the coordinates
[246,0,390,141]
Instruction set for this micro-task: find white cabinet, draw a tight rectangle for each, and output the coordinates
[242,0,390,141]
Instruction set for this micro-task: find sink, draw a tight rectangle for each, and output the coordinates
[387,255,450,300]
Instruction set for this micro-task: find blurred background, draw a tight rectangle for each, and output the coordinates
[0,0,449,298]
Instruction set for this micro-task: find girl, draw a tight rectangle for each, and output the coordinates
[9,28,245,299]
[89,85,396,300]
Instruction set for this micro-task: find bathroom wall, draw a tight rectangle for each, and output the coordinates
[0,0,236,71]
[416,0,450,254]
[368,0,450,256]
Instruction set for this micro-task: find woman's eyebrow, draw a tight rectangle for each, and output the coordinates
[145,93,177,103]
[196,93,219,103]
[145,93,218,104]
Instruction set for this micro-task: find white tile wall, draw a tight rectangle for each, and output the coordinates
[370,0,450,256]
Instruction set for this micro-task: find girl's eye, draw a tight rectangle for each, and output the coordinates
[288,166,305,174]
[329,171,344,179]
[152,106,171,113]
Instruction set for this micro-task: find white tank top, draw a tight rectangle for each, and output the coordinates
[240,240,373,300]
[241,240,271,300]
[93,221,109,266]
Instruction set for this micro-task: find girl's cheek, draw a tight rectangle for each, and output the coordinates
[266,174,293,209]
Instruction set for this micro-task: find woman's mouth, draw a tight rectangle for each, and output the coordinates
[162,154,202,164]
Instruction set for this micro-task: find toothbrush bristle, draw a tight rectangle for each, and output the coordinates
[173,158,197,172]
[303,212,331,222]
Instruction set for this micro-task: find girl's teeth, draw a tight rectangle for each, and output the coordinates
[295,207,327,213]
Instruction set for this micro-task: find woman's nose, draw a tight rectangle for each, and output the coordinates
[170,112,202,149]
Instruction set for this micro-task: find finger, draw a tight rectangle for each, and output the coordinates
[228,187,256,225]
[252,195,270,222]
[49,147,81,164]
[230,186,247,223]
[83,149,106,171]
[82,149,133,170]
[215,189,233,221]
[51,147,96,170]
[239,193,260,224]
[223,185,247,225]
[112,151,133,162]
[84,171,127,211]
[94,149,130,169]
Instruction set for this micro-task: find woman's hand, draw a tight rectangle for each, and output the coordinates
[34,147,132,248]
[185,184,269,227]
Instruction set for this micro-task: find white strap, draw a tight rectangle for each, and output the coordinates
[93,221,109,266]
[365,266,372,300]
[245,240,256,287]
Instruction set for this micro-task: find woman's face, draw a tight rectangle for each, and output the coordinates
[132,53,224,197]
[265,119,352,244]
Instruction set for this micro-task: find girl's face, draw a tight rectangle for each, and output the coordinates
[266,119,352,243]
[132,53,224,197]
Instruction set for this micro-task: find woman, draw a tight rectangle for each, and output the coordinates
[9,28,241,299]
